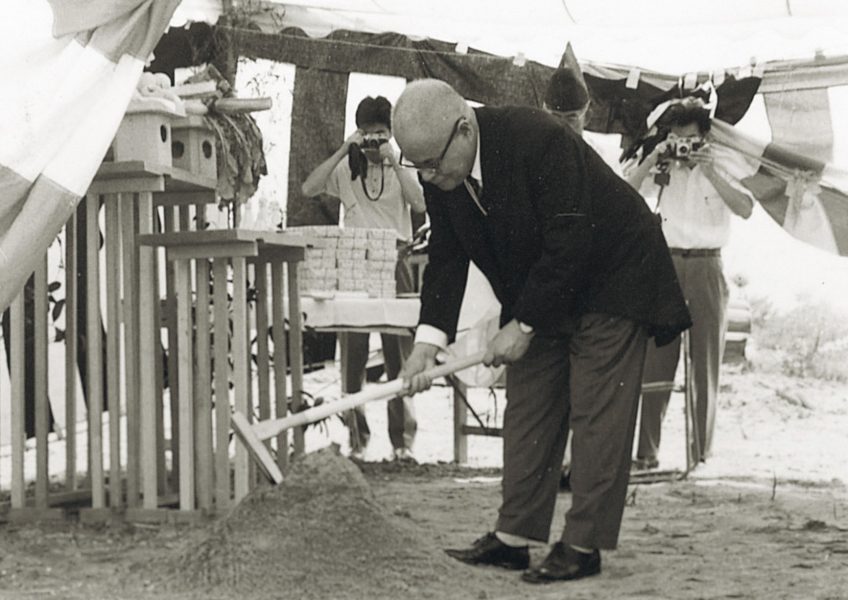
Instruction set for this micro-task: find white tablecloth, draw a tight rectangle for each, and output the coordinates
[299,296,421,329]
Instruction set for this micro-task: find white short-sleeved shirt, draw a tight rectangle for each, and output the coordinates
[323,159,416,241]
[633,145,755,249]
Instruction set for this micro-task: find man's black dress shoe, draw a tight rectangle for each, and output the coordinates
[521,542,601,583]
[444,532,530,570]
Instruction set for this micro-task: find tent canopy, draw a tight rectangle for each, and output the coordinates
[171,0,848,73]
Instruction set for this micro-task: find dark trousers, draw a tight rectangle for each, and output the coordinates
[638,254,728,462]
[345,253,417,451]
[496,313,647,549]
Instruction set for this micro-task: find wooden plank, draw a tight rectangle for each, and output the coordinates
[212,259,231,509]
[94,161,215,193]
[452,377,469,464]
[64,214,78,491]
[245,263,256,487]
[124,507,212,525]
[10,295,26,508]
[7,508,66,524]
[153,211,167,496]
[104,197,123,508]
[461,425,503,438]
[194,206,213,511]
[179,204,191,232]
[174,258,195,511]
[338,332,357,451]
[138,229,320,249]
[165,167,217,193]
[286,263,305,455]
[34,255,49,508]
[96,161,171,180]
[154,191,217,207]
[172,80,218,98]
[167,242,258,261]
[120,195,140,507]
[86,193,105,509]
[254,246,305,264]
[231,257,250,501]
[254,261,271,478]
[78,508,125,525]
[313,325,412,336]
[137,192,159,509]
[230,411,283,485]
[164,206,180,493]
[270,260,288,473]
[88,177,165,195]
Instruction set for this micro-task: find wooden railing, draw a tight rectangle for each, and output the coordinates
[1,155,312,523]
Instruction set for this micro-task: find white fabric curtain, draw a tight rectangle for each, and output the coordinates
[0,0,180,311]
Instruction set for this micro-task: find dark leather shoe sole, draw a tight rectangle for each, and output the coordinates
[521,562,601,584]
[444,549,529,571]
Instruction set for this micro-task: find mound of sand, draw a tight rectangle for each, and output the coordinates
[169,447,465,600]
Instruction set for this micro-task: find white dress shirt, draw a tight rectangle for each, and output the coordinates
[633,144,755,249]
[414,135,484,349]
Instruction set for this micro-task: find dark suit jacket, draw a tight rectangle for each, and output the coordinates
[419,106,691,346]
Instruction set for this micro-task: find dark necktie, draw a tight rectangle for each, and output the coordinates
[464,176,487,216]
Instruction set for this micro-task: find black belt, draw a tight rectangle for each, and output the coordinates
[669,248,721,258]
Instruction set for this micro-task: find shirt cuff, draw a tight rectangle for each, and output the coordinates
[414,324,448,349]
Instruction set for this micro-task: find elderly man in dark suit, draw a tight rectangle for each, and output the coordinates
[394,79,691,584]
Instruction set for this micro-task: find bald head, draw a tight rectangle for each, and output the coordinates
[392,79,477,190]
[394,80,470,155]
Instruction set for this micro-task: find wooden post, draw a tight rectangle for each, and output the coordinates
[105,196,122,507]
[34,255,49,508]
[338,331,357,451]
[270,260,288,473]
[286,262,305,455]
[232,256,250,500]
[255,260,271,456]
[194,205,213,511]
[453,379,468,464]
[64,213,78,490]
[10,295,26,509]
[153,211,167,496]
[212,258,231,509]
[137,192,159,509]
[174,257,195,511]
[120,194,140,506]
[86,193,105,509]
[164,207,180,491]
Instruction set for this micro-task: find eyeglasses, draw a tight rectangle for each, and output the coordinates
[399,117,463,172]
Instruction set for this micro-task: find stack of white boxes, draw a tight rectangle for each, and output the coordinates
[291,226,398,298]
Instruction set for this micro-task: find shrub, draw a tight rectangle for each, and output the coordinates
[752,300,848,381]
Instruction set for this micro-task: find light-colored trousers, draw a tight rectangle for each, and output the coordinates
[637,253,728,462]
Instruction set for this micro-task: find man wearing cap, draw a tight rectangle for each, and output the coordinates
[543,66,626,491]
[624,98,754,470]
[544,66,623,176]
[393,78,690,584]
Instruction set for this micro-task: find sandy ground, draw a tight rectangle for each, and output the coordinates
[0,355,846,599]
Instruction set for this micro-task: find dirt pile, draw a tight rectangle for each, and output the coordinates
[168,447,467,600]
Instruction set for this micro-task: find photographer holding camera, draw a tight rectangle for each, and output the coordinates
[624,97,754,470]
[301,95,426,462]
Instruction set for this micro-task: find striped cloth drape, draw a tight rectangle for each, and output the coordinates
[711,119,848,257]
[0,0,179,312]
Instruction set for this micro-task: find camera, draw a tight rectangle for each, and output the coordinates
[658,136,703,162]
[348,134,390,180]
[359,134,390,150]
